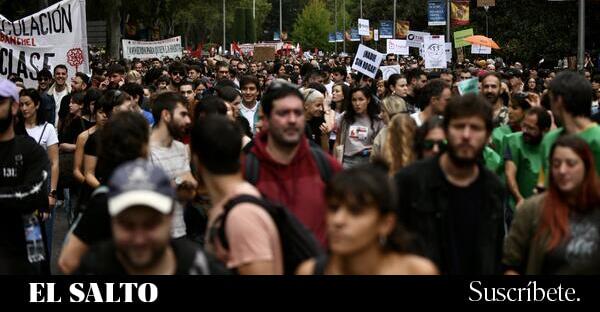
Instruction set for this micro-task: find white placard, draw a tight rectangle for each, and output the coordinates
[358,19,370,36]
[0,0,90,87]
[445,42,453,63]
[471,44,492,54]
[352,44,384,79]
[123,36,183,60]
[423,35,447,69]
[407,31,431,48]
[380,65,402,81]
[386,39,409,56]
[374,29,379,42]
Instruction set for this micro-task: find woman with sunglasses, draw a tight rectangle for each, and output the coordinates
[414,116,446,160]
[504,135,600,274]
[335,87,384,169]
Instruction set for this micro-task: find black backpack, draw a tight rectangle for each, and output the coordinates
[215,194,323,275]
[245,144,333,184]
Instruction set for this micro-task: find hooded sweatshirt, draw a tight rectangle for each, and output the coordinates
[246,131,342,247]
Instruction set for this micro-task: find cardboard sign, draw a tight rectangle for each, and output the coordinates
[458,78,479,95]
[453,28,474,48]
[352,44,383,79]
[358,19,370,36]
[407,31,430,48]
[423,35,447,69]
[380,65,401,81]
[253,46,276,62]
[386,39,409,56]
[471,44,492,54]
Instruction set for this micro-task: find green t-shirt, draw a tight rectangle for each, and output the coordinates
[483,146,504,177]
[491,125,512,155]
[540,125,600,184]
[504,132,544,203]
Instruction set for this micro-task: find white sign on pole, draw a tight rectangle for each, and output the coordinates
[358,19,370,36]
[352,44,384,79]
[380,65,402,81]
[445,42,453,63]
[374,29,379,42]
[123,36,183,60]
[0,0,89,87]
[407,31,431,48]
[386,39,409,56]
[423,35,447,69]
[471,44,492,54]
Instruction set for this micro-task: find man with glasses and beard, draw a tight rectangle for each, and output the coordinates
[394,94,506,274]
[149,92,196,244]
[504,107,552,210]
[168,62,187,92]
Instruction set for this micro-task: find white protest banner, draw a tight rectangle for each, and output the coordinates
[423,35,447,69]
[407,31,430,48]
[123,36,182,60]
[352,44,383,79]
[358,19,370,36]
[0,0,89,87]
[380,65,401,81]
[386,39,409,56]
[471,44,492,54]
[445,42,453,62]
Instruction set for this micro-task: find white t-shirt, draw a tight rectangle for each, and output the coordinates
[240,101,259,133]
[25,122,58,150]
[324,81,334,96]
[410,112,423,127]
[52,88,68,126]
[149,139,191,239]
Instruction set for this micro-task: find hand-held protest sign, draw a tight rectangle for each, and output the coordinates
[358,19,370,36]
[458,78,479,95]
[122,37,182,60]
[428,0,447,26]
[423,35,447,69]
[471,44,492,55]
[0,0,89,88]
[386,39,409,56]
[352,44,383,79]
[454,28,474,48]
[379,21,393,39]
[407,31,430,48]
[380,65,401,81]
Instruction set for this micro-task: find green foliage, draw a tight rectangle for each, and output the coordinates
[245,8,257,43]
[233,8,247,43]
[292,0,333,51]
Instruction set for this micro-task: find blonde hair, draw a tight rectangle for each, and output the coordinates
[126,70,142,84]
[381,95,408,117]
[300,88,324,104]
[383,114,417,174]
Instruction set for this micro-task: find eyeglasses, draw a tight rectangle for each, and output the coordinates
[171,72,184,77]
[423,139,447,151]
[38,77,51,82]
[218,70,229,74]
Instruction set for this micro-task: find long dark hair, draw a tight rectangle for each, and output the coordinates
[331,82,350,112]
[538,135,600,250]
[18,88,46,125]
[325,160,411,253]
[58,91,85,134]
[344,86,380,128]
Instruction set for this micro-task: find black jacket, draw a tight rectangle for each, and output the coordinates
[394,155,506,275]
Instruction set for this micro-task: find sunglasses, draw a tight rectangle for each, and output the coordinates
[171,72,185,77]
[423,139,447,151]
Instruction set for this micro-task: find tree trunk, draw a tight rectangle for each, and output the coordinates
[108,0,122,59]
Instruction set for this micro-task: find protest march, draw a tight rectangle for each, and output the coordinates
[1,1,600,304]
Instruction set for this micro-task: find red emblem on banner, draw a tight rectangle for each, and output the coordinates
[67,48,84,72]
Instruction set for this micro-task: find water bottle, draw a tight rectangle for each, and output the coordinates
[23,214,46,263]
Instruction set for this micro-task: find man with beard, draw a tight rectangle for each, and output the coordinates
[540,71,600,180]
[404,68,427,114]
[243,80,342,247]
[57,72,90,126]
[76,160,218,275]
[0,79,49,274]
[394,94,506,274]
[149,92,196,243]
[481,72,508,128]
[215,62,231,82]
[106,64,126,90]
[47,65,71,127]
[504,107,551,210]
[168,62,186,92]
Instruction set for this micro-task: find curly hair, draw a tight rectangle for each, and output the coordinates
[383,114,417,174]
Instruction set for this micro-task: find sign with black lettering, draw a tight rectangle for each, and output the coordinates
[352,44,383,79]
[0,0,89,87]
[122,37,182,60]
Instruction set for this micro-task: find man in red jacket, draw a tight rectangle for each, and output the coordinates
[244,80,342,247]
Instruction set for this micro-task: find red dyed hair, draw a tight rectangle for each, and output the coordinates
[538,135,600,251]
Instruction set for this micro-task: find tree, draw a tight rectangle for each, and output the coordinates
[293,0,332,51]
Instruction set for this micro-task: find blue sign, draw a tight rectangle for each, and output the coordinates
[379,20,393,39]
[428,0,446,26]
[328,33,336,43]
[350,28,360,41]
[274,32,280,41]
[336,32,344,42]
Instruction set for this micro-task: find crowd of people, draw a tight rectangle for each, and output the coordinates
[1,49,600,275]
